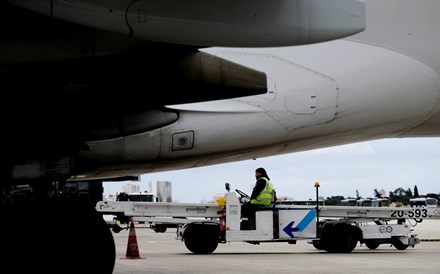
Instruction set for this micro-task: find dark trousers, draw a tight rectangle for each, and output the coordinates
[241,202,258,218]
[241,202,259,229]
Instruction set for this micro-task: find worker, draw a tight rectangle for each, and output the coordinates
[241,167,275,229]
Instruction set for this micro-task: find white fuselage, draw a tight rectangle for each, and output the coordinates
[79,0,440,179]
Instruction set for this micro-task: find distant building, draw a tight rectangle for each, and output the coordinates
[150,181,172,202]
[122,183,140,193]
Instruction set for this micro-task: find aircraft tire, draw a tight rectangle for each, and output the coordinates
[1,200,116,273]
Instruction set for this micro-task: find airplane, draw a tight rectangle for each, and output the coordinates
[1,0,440,272]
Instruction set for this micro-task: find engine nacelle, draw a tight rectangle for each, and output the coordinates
[9,0,365,47]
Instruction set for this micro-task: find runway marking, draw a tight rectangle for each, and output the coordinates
[420,239,440,242]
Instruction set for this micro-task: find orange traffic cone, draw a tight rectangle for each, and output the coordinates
[121,218,145,259]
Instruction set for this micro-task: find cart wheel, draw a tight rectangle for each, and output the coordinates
[312,240,322,250]
[365,240,380,250]
[184,223,219,254]
[392,238,409,250]
[154,225,167,233]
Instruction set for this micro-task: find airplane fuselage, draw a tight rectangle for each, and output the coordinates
[77,0,440,179]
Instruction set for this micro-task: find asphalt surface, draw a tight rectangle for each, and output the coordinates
[110,218,440,274]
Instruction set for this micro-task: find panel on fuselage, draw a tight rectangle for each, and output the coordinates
[210,50,339,130]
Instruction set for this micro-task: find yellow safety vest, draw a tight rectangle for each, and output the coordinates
[250,177,274,206]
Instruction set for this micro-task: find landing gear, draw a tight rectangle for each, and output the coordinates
[1,180,116,273]
[2,200,116,273]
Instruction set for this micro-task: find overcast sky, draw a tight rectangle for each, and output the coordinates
[103,137,440,203]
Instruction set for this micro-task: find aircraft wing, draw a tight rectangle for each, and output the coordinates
[1,1,268,170]
[0,0,365,182]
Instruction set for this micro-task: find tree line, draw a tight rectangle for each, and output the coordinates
[325,185,439,206]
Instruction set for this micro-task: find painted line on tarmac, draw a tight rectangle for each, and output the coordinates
[420,239,440,242]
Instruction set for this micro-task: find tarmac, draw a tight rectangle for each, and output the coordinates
[110,218,440,274]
